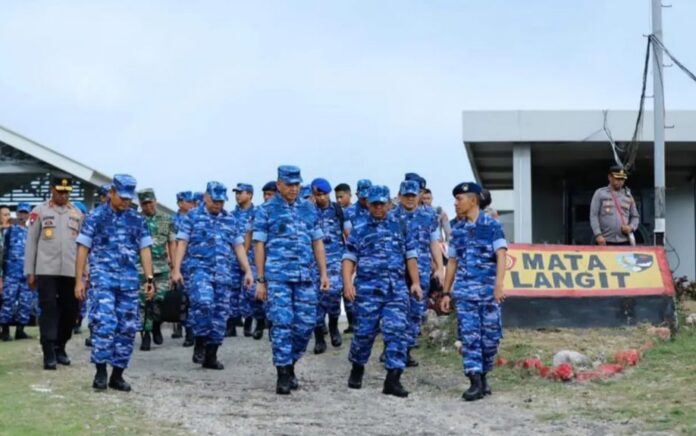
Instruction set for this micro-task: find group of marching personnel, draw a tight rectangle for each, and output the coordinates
[4,165,507,401]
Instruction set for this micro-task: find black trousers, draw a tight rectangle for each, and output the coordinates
[606,241,631,246]
[37,275,78,345]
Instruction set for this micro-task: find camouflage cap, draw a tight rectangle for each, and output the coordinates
[176,191,194,202]
[193,192,204,202]
[112,174,137,199]
[278,165,303,184]
[356,179,372,199]
[300,185,312,199]
[98,184,112,196]
[233,183,254,194]
[206,181,228,201]
[367,185,389,204]
[138,188,157,203]
[399,180,420,196]
[17,202,32,213]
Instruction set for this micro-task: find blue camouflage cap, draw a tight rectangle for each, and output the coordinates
[98,184,112,196]
[367,185,389,204]
[176,191,194,202]
[300,184,312,199]
[356,179,372,199]
[17,202,32,213]
[399,180,420,196]
[194,192,204,202]
[278,165,303,184]
[311,178,331,194]
[452,181,482,197]
[233,183,254,194]
[405,172,426,190]
[262,181,277,192]
[206,181,228,201]
[72,201,88,214]
[112,174,137,199]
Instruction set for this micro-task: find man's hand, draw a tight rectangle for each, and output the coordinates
[27,274,36,289]
[596,235,607,246]
[75,280,86,301]
[319,273,330,292]
[410,283,423,300]
[621,225,632,235]
[144,282,155,301]
[439,294,451,314]
[494,283,506,303]
[343,283,356,302]
[171,269,184,285]
[243,271,254,289]
[432,268,445,287]
[255,282,267,301]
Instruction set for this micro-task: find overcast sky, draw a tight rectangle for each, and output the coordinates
[1,1,695,212]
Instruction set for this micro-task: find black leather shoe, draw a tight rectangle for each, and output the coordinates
[55,345,71,365]
[406,349,419,368]
[382,369,409,398]
[288,363,299,390]
[0,325,13,342]
[140,332,151,351]
[14,325,31,340]
[313,327,327,355]
[93,363,107,390]
[348,363,364,389]
[108,367,131,392]
[243,317,253,337]
[202,344,224,370]
[482,372,492,396]
[252,319,264,340]
[42,341,57,370]
[171,323,183,339]
[329,316,342,347]
[462,373,484,401]
[152,322,163,345]
[182,327,194,347]
[225,318,236,337]
[192,337,206,364]
[276,366,291,395]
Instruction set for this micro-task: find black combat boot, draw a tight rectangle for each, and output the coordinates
[171,323,183,339]
[252,318,264,340]
[42,341,57,370]
[202,344,224,370]
[243,317,253,337]
[382,369,409,398]
[182,327,194,347]
[225,318,236,337]
[73,317,82,335]
[406,348,419,368]
[140,332,151,351]
[84,335,92,347]
[0,324,12,342]
[348,363,365,389]
[462,373,484,401]
[152,322,163,345]
[55,343,71,365]
[192,337,206,364]
[15,325,31,340]
[276,366,291,395]
[313,326,327,354]
[321,321,328,335]
[343,313,354,334]
[93,363,108,390]
[108,366,132,392]
[288,362,299,390]
[482,372,492,396]
[329,316,342,347]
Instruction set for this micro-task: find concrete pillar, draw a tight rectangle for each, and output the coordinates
[513,143,533,243]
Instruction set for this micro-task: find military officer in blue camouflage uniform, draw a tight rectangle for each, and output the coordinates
[0,203,33,341]
[75,174,155,392]
[232,182,265,339]
[440,182,507,401]
[261,181,277,202]
[310,178,350,354]
[253,165,330,395]
[391,180,444,367]
[342,179,371,334]
[171,191,195,344]
[343,185,423,398]
[193,192,204,207]
[172,182,253,370]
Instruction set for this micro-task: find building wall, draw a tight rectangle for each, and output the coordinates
[665,181,696,279]
[531,177,565,244]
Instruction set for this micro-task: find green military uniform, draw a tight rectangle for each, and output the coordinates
[137,189,176,332]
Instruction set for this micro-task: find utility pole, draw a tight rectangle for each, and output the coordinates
[652,0,666,246]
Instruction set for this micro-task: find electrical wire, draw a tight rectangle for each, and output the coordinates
[651,35,696,84]
[625,36,652,172]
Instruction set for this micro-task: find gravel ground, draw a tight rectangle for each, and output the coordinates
[65,325,639,436]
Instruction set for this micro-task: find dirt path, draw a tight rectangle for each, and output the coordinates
[64,326,633,435]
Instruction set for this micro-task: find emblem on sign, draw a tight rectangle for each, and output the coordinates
[617,253,654,273]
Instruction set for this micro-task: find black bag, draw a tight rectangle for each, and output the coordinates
[159,283,188,323]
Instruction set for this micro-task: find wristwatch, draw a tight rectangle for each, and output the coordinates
[146,276,154,284]
[255,277,267,284]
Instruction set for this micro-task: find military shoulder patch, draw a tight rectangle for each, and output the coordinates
[29,212,39,226]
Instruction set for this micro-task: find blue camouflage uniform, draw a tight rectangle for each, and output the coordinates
[343,179,372,321]
[0,204,33,326]
[252,165,324,367]
[344,185,417,370]
[391,180,441,349]
[232,183,264,321]
[311,179,350,327]
[177,182,245,346]
[448,182,507,375]
[76,175,153,369]
[72,201,89,320]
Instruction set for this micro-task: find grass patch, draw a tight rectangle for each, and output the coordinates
[0,327,184,435]
[417,301,696,434]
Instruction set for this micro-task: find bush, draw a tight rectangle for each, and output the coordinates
[673,275,696,301]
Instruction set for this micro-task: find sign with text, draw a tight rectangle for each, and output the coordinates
[503,244,674,297]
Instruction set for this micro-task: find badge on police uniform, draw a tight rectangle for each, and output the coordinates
[44,228,54,238]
